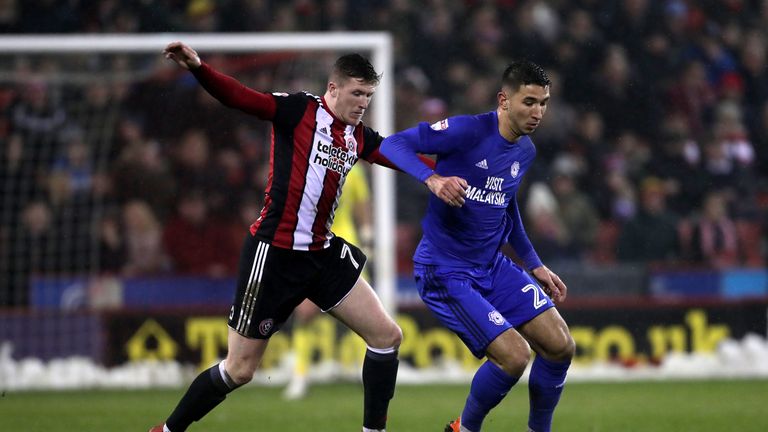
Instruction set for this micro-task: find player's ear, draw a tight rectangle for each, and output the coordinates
[328,81,338,97]
[497,91,508,110]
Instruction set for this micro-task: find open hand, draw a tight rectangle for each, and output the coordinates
[163,41,201,70]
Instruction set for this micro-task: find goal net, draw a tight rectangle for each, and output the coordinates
[0,34,396,385]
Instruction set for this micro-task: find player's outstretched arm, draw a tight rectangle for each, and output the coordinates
[163,41,201,70]
[162,41,276,119]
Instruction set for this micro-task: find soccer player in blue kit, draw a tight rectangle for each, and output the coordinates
[380,61,575,432]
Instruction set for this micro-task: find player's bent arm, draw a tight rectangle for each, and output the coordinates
[379,128,435,182]
[379,129,467,206]
[190,62,277,119]
[366,148,436,172]
[380,115,478,180]
[506,198,543,271]
[505,199,567,301]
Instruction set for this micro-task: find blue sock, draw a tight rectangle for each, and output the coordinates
[527,356,570,432]
[461,361,519,432]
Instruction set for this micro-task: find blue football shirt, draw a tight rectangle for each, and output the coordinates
[381,111,542,269]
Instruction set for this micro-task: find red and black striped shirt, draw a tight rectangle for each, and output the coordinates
[192,62,392,251]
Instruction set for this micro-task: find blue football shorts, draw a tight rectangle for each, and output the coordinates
[414,252,555,358]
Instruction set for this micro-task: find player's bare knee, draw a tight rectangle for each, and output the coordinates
[541,333,576,362]
[367,321,402,350]
[497,346,531,376]
[224,358,258,385]
[557,333,576,361]
[382,321,403,349]
[389,323,403,347]
[228,367,255,385]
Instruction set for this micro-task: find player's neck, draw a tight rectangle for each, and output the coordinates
[496,108,521,143]
[323,91,341,121]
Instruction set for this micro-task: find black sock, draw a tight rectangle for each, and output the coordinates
[166,362,240,432]
[362,348,399,430]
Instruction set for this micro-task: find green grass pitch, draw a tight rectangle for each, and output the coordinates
[1,380,766,431]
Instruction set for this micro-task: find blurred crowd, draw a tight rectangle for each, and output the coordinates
[1,0,768,306]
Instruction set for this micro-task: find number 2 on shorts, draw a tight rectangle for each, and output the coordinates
[522,283,548,309]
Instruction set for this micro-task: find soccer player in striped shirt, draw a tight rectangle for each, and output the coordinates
[151,41,431,432]
[380,60,575,432]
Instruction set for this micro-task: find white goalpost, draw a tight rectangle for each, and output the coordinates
[0,33,398,314]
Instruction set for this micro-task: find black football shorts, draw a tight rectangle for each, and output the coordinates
[227,233,367,339]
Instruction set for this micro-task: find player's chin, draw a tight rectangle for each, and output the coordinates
[348,114,364,125]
